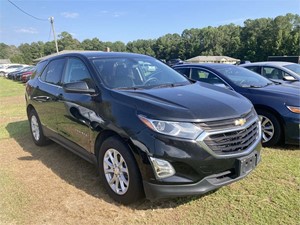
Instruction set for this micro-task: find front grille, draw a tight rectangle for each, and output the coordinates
[196,109,256,131]
[203,121,259,155]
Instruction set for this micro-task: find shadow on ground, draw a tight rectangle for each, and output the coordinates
[5,120,204,209]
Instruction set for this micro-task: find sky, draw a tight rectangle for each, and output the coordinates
[0,0,299,46]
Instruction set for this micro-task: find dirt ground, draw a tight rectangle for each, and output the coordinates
[0,94,197,225]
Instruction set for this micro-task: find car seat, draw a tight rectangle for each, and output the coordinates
[113,64,134,88]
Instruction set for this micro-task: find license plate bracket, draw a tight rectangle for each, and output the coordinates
[237,153,258,176]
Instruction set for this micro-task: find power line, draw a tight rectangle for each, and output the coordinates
[7,0,48,21]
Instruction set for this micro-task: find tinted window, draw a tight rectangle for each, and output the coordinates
[63,58,94,88]
[175,68,190,77]
[92,57,189,89]
[32,61,48,78]
[191,68,229,88]
[245,66,260,74]
[40,58,65,85]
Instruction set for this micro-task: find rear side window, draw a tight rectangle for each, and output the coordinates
[32,61,48,78]
[40,58,66,85]
[175,68,190,77]
[245,66,260,74]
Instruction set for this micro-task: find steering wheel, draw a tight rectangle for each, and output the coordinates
[144,77,159,86]
[239,80,247,86]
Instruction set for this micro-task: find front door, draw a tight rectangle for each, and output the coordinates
[56,57,98,152]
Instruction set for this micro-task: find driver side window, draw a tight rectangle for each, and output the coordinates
[63,58,94,88]
[262,67,289,80]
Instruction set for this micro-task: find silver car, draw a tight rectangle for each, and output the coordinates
[240,61,300,87]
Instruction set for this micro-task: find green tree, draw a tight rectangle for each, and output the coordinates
[58,31,82,51]
[81,38,104,51]
[126,39,155,56]
[153,33,184,60]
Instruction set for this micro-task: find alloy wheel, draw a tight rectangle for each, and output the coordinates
[259,115,275,143]
[31,115,40,141]
[103,148,129,195]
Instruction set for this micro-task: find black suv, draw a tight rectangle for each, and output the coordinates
[25,52,261,204]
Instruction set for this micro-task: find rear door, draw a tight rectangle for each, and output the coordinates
[32,58,66,134]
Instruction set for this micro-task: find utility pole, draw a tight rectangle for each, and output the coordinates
[49,17,59,54]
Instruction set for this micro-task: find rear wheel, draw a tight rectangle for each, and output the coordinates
[98,136,144,205]
[29,109,50,146]
[257,109,282,147]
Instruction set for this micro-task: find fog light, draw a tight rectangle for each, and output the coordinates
[150,157,175,179]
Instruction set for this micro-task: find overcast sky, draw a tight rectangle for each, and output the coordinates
[0,0,299,46]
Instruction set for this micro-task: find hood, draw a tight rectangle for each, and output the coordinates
[111,82,253,122]
[253,84,300,97]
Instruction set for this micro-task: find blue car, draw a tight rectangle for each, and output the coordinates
[173,63,300,147]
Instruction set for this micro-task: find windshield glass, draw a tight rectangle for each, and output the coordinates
[284,64,300,75]
[92,57,190,89]
[213,66,272,87]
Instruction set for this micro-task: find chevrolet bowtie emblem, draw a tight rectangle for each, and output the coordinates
[234,118,246,126]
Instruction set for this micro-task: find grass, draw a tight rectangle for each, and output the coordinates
[0,169,31,224]
[0,77,25,97]
[0,77,299,224]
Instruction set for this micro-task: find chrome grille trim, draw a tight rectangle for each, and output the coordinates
[196,116,261,159]
[195,108,256,131]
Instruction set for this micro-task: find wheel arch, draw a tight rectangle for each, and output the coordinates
[254,104,285,141]
[26,104,35,118]
[94,130,140,161]
[94,129,146,178]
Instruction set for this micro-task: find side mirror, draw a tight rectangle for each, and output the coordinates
[283,75,297,81]
[63,81,96,94]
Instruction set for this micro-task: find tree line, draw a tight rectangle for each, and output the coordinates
[0,13,299,65]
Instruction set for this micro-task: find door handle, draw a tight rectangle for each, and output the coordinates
[33,96,50,102]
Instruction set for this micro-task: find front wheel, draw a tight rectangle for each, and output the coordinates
[29,109,50,146]
[98,136,144,205]
[257,109,282,147]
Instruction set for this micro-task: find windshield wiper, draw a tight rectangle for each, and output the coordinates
[241,84,263,88]
[151,82,188,89]
[114,86,144,90]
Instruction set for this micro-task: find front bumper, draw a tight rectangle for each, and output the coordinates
[144,151,261,200]
[284,115,300,145]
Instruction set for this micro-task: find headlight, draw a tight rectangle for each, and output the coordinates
[287,106,300,114]
[138,115,203,139]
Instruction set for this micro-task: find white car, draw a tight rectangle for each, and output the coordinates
[240,61,300,87]
[0,64,28,77]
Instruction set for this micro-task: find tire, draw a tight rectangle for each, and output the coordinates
[257,109,282,147]
[29,109,50,146]
[98,136,144,205]
[0,71,4,77]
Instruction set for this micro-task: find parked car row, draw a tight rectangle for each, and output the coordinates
[0,64,29,77]
[173,63,300,147]
[7,66,35,81]
[6,66,35,83]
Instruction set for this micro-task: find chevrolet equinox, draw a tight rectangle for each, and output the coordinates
[25,52,261,204]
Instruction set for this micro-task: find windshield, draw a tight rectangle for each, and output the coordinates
[92,57,190,89]
[284,64,300,75]
[213,66,272,87]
